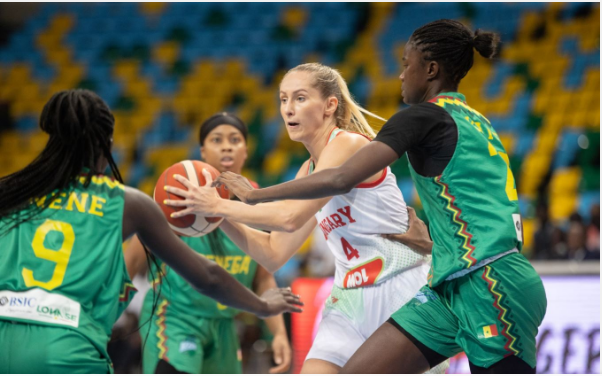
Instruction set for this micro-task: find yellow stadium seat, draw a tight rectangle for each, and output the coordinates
[113,132,136,152]
[138,177,156,197]
[0,85,17,101]
[140,2,167,16]
[27,131,49,153]
[153,41,180,67]
[53,63,85,88]
[15,81,41,102]
[9,100,31,119]
[146,145,190,168]
[113,59,139,82]
[126,79,152,98]
[193,61,217,79]
[130,114,154,131]
[223,60,246,79]
[498,133,516,155]
[522,218,535,252]
[282,6,307,29]
[49,14,74,34]
[0,131,22,152]
[36,33,62,49]
[14,152,40,171]
[263,149,290,176]
[7,64,31,83]
[589,108,600,128]
[45,47,72,67]
[550,194,578,222]
[519,153,551,197]
[240,169,258,187]
[584,69,600,90]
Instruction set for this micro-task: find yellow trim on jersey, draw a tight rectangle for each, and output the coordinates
[78,175,124,190]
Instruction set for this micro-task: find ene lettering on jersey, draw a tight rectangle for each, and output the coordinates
[319,206,356,240]
[36,192,106,217]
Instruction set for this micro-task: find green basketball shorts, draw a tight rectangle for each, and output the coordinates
[0,320,111,373]
[140,298,242,374]
[391,252,547,368]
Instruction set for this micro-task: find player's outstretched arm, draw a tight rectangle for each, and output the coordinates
[219,217,317,273]
[217,141,399,204]
[165,162,329,233]
[122,186,303,318]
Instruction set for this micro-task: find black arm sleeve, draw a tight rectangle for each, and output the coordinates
[373,102,458,177]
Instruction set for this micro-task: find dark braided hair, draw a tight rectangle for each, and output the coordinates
[409,19,501,84]
[0,89,123,232]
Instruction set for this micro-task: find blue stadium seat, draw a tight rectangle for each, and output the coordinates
[578,190,600,222]
[397,178,415,204]
[552,130,582,169]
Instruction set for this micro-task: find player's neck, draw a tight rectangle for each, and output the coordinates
[304,124,338,163]
[424,82,458,102]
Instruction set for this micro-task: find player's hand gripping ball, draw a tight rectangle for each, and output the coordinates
[154,160,229,237]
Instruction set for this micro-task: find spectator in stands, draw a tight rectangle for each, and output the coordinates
[533,201,555,260]
[586,204,600,254]
[566,218,597,261]
[533,201,570,260]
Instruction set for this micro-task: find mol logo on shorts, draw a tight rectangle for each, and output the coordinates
[344,258,384,288]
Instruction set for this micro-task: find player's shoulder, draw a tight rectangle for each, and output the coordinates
[326,129,371,152]
[391,102,450,121]
[296,159,312,178]
[382,103,454,135]
[123,185,155,210]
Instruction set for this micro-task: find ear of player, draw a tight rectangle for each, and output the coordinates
[154,160,229,237]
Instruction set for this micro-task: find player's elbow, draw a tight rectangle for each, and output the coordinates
[264,261,282,274]
[256,249,284,273]
[332,171,354,195]
[282,212,304,233]
[195,262,223,293]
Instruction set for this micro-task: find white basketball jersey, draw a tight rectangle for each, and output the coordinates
[310,129,429,289]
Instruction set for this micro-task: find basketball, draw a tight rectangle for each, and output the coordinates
[153,160,230,237]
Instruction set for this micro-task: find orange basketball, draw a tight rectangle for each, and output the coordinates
[153,160,229,237]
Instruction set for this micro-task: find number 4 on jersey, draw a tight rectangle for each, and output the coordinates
[341,237,359,260]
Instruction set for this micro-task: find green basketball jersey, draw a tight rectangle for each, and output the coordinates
[147,228,258,319]
[410,92,522,287]
[0,174,136,363]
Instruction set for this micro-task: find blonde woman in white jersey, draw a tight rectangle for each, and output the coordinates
[164,63,449,374]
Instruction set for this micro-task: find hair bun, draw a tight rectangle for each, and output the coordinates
[39,89,112,144]
[473,29,501,59]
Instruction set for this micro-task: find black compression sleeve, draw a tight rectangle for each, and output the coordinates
[374,102,457,177]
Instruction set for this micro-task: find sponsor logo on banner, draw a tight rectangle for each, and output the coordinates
[0,289,80,328]
[343,258,384,288]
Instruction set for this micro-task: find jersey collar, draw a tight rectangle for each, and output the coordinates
[428,92,467,104]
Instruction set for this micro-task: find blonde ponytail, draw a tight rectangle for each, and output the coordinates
[285,63,385,139]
